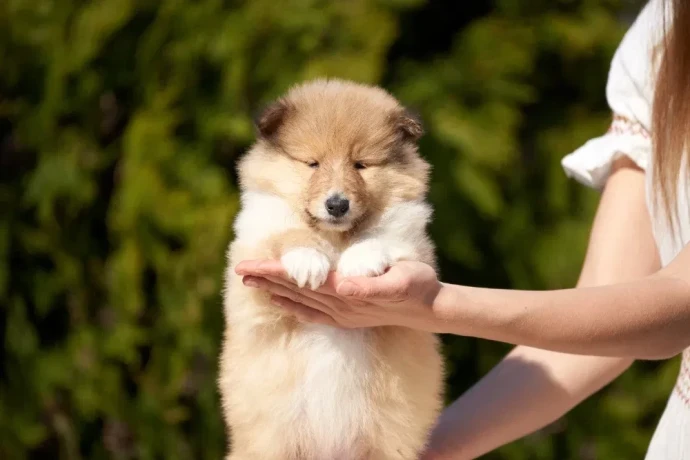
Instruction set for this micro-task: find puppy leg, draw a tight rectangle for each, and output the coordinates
[337,238,392,277]
[266,229,335,290]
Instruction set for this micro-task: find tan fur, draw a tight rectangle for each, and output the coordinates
[220,79,444,459]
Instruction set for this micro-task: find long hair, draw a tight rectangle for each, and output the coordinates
[652,0,690,231]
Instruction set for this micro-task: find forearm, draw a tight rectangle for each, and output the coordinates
[425,347,631,459]
[425,273,636,460]
[432,159,687,360]
[426,268,642,459]
[437,271,690,360]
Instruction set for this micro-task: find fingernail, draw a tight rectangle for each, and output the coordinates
[234,263,247,275]
[270,297,284,307]
[244,278,259,288]
[337,281,356,296]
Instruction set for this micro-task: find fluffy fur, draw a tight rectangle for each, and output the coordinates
[220,79,445,460]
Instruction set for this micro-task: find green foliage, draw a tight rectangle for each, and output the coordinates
[0,0,678,458]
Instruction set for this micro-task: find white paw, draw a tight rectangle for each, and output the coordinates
[337,240,392,277]
[281,248,331,290]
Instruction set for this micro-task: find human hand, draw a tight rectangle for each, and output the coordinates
[234,259,444,331]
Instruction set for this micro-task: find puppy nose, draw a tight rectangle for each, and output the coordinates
[325,195,350,218]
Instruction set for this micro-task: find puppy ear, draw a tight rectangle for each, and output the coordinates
[254,100,292,140]
[395,108,424,142]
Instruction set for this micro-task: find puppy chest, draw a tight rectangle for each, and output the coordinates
[291,326,373,444]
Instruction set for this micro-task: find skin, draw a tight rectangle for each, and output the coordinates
[234,158,690,458]
[417,159,661,459]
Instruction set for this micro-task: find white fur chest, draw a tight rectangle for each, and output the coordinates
[291,325,372,457]
[233,191,303,244]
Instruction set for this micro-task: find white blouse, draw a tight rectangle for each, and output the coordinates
[561,0,689,457]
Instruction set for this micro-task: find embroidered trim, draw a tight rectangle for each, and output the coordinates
[607,114,651,139]
[673,349,690,407]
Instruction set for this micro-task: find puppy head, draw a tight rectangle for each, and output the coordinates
[240,79,430,233]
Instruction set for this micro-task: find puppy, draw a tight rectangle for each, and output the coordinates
[220,79,444,460]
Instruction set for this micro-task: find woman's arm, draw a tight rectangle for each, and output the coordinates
[434,259,689,360]
[433,230,688,360]
[236,159,685,361]
[422,158,660,459]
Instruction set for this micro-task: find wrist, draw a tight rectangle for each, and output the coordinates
[430,283,473,335]
[430,283,519,338]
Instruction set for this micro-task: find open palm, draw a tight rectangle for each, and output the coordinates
[235,259,444,331]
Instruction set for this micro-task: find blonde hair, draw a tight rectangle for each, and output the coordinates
[652,0,690,231]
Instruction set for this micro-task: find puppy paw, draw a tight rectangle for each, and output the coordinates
[281,247,331,290]
[337,240,392,277]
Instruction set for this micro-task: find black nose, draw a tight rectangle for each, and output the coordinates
[325,195,350,218]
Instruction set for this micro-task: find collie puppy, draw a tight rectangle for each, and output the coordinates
[220,79,444,460]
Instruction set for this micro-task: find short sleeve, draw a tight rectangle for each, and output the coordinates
[561,0,666,190]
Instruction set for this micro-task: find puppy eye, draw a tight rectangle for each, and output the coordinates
[308,161,319,168]
[354,162,366,170]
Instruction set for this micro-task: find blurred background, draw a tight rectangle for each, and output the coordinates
[1,0,681,458]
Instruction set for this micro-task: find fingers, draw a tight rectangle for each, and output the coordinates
[235,259,287,278]
[241,274,343,326]
[236,259,341,294]
[262,275,339,304]
[270,295,337,326]
[242,276,335,316]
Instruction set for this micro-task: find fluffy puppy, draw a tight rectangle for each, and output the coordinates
[220,78,444,460]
